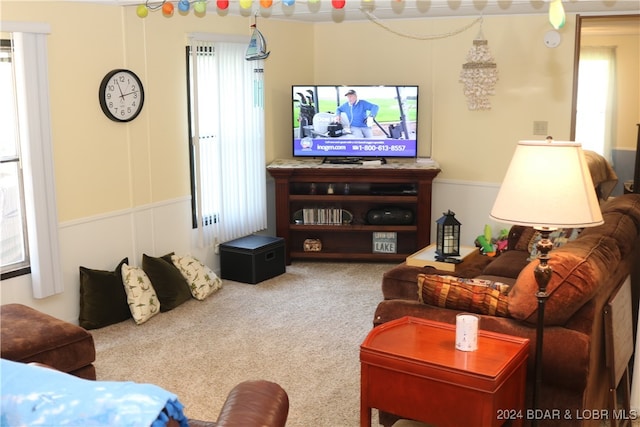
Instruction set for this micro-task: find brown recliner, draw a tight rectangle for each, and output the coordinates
[188,380,290,427]
[24,362,289,427]
[25,361,289,427]
[2,303,289,427]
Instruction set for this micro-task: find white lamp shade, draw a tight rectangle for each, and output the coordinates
[490,141,604,228]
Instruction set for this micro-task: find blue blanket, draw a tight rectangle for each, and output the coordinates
[1,359,188,427]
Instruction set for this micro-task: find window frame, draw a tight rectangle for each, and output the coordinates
[0,37,31,280]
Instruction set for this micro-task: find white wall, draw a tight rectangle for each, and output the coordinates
[431,179,503,248]
[1,198,200,323]
[1,177,503,324]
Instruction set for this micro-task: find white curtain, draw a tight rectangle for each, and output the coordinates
[575,46,616,161]
[189,38,267,247]
[6,23,63,298]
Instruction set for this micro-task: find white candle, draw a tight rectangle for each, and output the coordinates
[456,313,479,351]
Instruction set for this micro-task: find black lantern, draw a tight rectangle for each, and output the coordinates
[435,210,461,257]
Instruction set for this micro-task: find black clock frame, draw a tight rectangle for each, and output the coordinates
[98,69,145,123]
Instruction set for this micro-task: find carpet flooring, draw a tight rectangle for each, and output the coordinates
[91,261,394,426]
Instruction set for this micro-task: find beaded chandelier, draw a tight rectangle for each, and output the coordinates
[459,31,498,111]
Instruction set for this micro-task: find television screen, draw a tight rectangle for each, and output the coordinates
[292,85,418,162]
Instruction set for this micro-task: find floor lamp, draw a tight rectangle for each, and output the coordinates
[490,140,604,425]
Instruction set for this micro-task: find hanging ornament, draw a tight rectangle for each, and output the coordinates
[246,15,270,61]
[459,26,498,111]
[549,0,566,30]
[194,1,207,13]
[136,4,149,17]
[162,1,174,16]
[178,0,190,12]
[332,0,346,8]
[260,0,273,7]
[217,0,230,10]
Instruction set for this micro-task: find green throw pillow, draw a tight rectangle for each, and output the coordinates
[79,258,131,330]
[142,253,192,312]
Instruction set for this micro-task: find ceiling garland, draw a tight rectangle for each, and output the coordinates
[136,0,357,17]
[135,0,565,34]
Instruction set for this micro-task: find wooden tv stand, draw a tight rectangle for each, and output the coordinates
[267,159,440,264]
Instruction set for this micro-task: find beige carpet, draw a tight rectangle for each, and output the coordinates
[91,261,394,426]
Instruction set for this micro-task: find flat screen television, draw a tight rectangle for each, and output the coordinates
[292,85,418,163]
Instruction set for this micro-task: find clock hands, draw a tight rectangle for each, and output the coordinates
[114,76,138,100]
[115,80,125,101]
[121,89,139,98]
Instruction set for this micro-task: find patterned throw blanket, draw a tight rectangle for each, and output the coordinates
[0,359,188,427]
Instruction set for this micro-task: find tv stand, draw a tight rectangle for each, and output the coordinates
[322,157,387,165]
[267,159,441,264]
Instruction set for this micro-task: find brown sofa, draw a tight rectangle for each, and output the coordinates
[373,193,640,427]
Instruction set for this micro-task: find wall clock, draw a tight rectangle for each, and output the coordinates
[98,69,145,122]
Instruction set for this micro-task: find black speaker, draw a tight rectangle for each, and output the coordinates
[367,207,413,225]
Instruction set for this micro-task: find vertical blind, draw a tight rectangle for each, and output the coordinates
[189,38,267,247]
[6,24,63,297]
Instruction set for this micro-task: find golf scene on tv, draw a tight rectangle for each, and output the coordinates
[292,85,419,163]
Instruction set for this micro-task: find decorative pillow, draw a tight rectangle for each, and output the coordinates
[79,258,132,330]
[142,253,192,312]
[121,263,160,325]
[527,228,581,260]
[417,274,510,317]
[512,227,536,251]
[171,254,222,300]
[508,234,621,326]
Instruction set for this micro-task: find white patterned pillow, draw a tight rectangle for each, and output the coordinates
[121,263,160,324]
[171,254,222,300]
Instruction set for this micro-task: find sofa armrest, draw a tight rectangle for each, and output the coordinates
[190,380,289,427]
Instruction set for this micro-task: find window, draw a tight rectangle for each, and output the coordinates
[0,37,30,278]
[575,46,616,160]
[186,36,267,248]
[0,23,63,298]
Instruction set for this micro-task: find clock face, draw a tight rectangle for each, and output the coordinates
[98,69,145,122]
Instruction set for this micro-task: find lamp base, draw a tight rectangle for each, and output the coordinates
[531,227,554,427]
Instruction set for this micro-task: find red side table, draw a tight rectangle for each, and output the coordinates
[360,316,530,427]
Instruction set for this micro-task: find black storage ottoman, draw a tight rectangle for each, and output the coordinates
[220,235,286,284]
